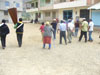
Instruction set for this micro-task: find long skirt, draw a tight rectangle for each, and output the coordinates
[43,36,51,44]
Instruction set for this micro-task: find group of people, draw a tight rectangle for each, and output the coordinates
[0,18,24,49]
[40,18,95,49]
[0,17,95,50]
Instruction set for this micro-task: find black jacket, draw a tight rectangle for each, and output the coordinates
[0,23,10,36]
[16,22,24,33]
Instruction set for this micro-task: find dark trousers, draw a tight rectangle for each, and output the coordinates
[17,34,23,47]
[53,29,56,39]
[60,31,67,44]
[79,31,87,42]
[1,35,6,48]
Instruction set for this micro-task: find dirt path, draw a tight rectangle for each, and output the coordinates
[0,23,100,75]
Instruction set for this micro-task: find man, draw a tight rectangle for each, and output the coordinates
[58,20,67,44]
[51,19,57,40]
[0,19,10,49]
[14,18,24,47]
[79,18,88,42]
[67,20,74,43]
[88,19,94,42]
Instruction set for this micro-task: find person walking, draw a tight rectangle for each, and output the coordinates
[14,18,24,47]
[58,20,67,45]
[79,18,88,43]
[40,22,45,42]
[0,19,10,49]
[43,21,54,49]
[74,20,80,37]
[51,19,57,40]
[88,19,94,42]
[67,20,74,43]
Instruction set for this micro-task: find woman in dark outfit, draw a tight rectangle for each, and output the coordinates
[14,18,24,47]
[0,19,10,49]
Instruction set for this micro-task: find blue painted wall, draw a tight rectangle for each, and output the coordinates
[92,10,100,26]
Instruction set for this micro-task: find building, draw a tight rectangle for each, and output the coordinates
[0,0,23,23]
[88,2,100,26]
[26,0,100,23]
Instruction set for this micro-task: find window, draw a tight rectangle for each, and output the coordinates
[5,1,10,6]
[46,0,50,4]
[36,2,38,8]
[31,3,34,8]
[63,10,73,21]
[4,10,8,15]
[16,3,20,7]
[60,0,66,2]
[70,0,74,1]
[45,12,50,17]
[38,13,41,18]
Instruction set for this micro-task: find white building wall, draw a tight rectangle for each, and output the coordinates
[57,6,89,21]
[0,0,23,23]
[54,0,87,9]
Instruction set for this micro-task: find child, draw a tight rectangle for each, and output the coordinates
[43,21,54,49]
[40,22,44,41]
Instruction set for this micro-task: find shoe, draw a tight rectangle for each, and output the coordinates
[43,47,45,49]
[90,40,93,42]
[48,48,51,50]
[68,41,71,43]
[2,47,5,49]
[79,40,81,42]
[59,43,62,44]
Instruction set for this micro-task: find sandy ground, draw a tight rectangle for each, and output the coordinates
[0,23,100,75]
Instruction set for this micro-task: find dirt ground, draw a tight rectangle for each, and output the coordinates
[0,23,100,75]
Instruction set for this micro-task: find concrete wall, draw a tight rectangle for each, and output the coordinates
[54,0,87,9]
[0,0,23,11]
[0,0,23,23]
[57,6,89,21]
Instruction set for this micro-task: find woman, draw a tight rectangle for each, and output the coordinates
[43,21,54,49]
[0,19,10,49]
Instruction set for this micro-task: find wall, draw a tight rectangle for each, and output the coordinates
[0,0,23,11]
[54,0,87,9]
[57,6,89,21]
[92,10,100,26]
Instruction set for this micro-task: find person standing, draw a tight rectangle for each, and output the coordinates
[58,20,67,45]
[51,19,57,40]
[79,18,88,43]
[74,20,80,37]
[14,18,24,47]
[43,21,54,49]
[40,22,45,41]
[67,20,74,43]
[88,19,94,42]
[0,19,10,49]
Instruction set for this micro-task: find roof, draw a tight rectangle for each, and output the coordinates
[88,2,100,9]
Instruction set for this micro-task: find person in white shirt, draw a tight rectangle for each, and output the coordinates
[67,20,75,43]
[58,20,67,44]
[88,19,94,42]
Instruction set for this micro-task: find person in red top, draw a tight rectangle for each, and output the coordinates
[40,22,45,41]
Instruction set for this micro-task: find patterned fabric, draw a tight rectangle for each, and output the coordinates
[43,36,51,44]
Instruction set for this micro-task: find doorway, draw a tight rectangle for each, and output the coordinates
[63,10,73,21]
[80,9,89,21]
